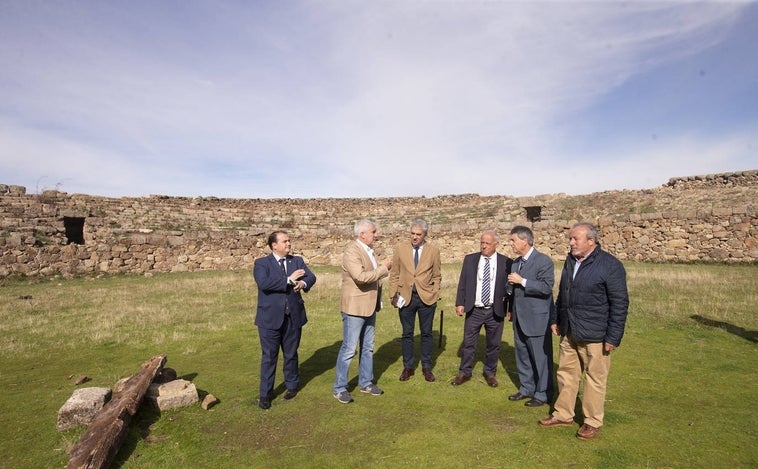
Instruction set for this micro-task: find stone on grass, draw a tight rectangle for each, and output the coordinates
[201,393,219,410]
[57,387,112,431]
[73,374,89,385]
[145,379,199,411]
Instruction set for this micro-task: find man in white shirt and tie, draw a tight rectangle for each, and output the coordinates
[452,230,513,387]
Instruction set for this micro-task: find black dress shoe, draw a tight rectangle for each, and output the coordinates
[257,398,271,409]
[508,392,530,401]
[525,398,546,407]
[283,389,298,400]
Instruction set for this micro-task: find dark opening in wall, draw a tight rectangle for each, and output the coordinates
[525,206,542,222]
[63,217,85,244]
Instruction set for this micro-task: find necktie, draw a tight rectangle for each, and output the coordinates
[279,257,290,315]
[518,257,525,273]
[412,247,420,293]
[482,256,491,305]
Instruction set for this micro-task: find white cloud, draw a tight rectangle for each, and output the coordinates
[0,1,754,198]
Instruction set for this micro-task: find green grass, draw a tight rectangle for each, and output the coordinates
[0,263,756,468]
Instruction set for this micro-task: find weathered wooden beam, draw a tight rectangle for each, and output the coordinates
[67,354,167,469]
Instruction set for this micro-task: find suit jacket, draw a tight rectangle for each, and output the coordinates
[510,248,555,337]
[456,252,512,318]
[253,253,316,330]
[340,240,390,317]
[388,240,442,306]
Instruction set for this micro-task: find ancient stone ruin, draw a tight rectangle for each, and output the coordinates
[1,170,756,277]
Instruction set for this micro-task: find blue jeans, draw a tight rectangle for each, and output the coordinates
[333,312,376,393]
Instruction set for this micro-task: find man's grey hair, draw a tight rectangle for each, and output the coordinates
[410,218,429,234]
[354,218,377,238]
[572,222,599,243]
[482,229,499,242]
[509,225,534,246]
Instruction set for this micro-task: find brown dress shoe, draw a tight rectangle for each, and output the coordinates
[483,373,498,387]
[399,367,414,381]
[451,373,471,386]
[576,423,600,440]
[422,368,436,382]
[538,415,574,427]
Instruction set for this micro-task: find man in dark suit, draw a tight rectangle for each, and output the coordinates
[253,230,316,409]
[452,230,512,387]
[506,225,555,407]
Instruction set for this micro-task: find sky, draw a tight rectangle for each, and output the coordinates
[1,1,757,199]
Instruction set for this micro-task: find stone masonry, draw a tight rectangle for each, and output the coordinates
[1,170,756,277]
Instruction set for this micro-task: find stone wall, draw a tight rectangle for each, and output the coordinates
[1,170,756,277]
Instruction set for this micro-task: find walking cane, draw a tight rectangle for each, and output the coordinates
[438,309,444,348]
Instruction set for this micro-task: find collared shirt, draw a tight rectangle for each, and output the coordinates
[274,254,308,288]
[274,254,295,286]
[572,246,596,279]
[357,240,377,269]
[519,247,534,287]
[412,242,424,266]
[476,254,497,307]
[273,254,286,273]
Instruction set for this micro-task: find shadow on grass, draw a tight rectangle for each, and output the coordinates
[111,405,161,468]
[690,314,757,343]
[319,311,451,389]
[273,340,343,397]
[445,330,517,386]
[112,372,217,467]
[372,312,450,383]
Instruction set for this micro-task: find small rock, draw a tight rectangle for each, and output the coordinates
[74,374,89,385]
[201,393,219,410]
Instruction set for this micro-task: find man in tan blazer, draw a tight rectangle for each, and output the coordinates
[333,218,392,404]
[389,218,442,382]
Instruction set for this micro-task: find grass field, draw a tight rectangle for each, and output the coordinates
[0,262,756,468]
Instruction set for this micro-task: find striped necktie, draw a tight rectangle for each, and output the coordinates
[482,256,491,305]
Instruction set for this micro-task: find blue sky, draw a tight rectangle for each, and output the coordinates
[1,1,756,198]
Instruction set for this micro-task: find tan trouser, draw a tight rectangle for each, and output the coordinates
[552,333,611,428]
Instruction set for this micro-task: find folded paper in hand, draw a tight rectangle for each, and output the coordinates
[391,293,406,308]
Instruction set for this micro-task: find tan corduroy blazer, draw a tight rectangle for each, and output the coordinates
[388,240,442,306]
[340,240,390,317]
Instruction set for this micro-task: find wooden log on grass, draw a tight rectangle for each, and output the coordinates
[67,354,167,469]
